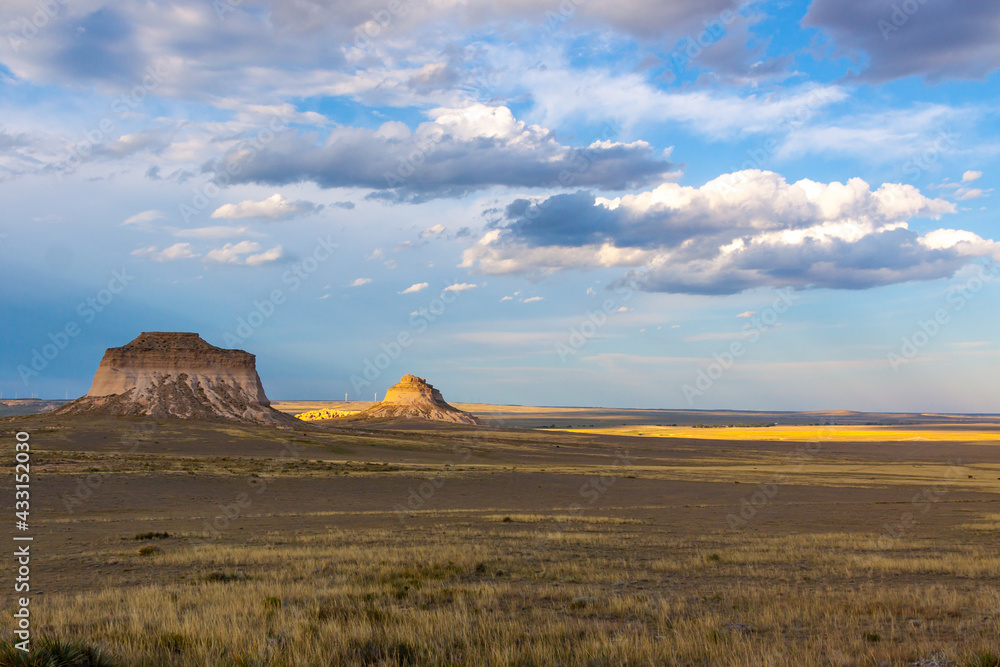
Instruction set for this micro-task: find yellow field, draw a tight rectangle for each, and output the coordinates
[555,425,1000,442]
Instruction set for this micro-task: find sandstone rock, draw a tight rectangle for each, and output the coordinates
[353,375,479,424]
[53,332,300,426]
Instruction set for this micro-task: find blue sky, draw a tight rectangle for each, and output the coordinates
[1,0,999,411]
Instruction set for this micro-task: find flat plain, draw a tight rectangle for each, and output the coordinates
[1,405,998,666]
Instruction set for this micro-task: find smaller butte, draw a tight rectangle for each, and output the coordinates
[351,375,479,424]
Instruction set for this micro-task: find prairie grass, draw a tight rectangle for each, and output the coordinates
[6,523,999,666]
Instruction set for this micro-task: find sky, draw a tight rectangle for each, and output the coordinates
[1,0,999,412]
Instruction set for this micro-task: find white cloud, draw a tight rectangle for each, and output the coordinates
[132,243,197,262]
[351,278,372,286]
[462,170,1000,294]
[399,282,429,294]
[203,240,283,265]
[500,296,514,301]
[210,194,323,221]
[776,105,971,162]
[737,311,756,318]
[958,188,987,200]
[444,282,477,291]
[963,170,983,182]
[523,296,544,303]
[421,223,446,238]
[246,245,283,265]
[205,241,262,263]
[514,55,847,140]
[123,210,167,226]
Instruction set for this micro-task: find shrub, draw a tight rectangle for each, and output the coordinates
[133,531,171,540]
[965,651,1000,667]
[137,545,161,557]
[0,637,120,666]
[202,571,248,583]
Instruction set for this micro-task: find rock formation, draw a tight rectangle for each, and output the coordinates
[352,375,479,424]
[53,332,300,426]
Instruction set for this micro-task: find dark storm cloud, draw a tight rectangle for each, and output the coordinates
[804,0,1000,82]
[212,111,675,202]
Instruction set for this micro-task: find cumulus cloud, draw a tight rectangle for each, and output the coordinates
[736,311,756,318]
[351,278,372,286]
[399,282,429,294]
[963,171,983,182]
[444,282,477,291]
[421,224,446,238]
[132,243,197,262]
[205,241,283,265]
[523,296,545,303]
[461,170,1000,295]
[212,104,674,202]
[247,246,284,265]
[210,193,324,221]
[804,0,1000,82]
[123,210,167,226]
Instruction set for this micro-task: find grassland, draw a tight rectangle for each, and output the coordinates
[1,410,998,665]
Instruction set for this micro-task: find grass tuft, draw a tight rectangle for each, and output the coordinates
[0,637,120,666]
[965,651,1000,667]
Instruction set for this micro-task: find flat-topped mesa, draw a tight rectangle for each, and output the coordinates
[54,332,300,426]
[354,375,479,424]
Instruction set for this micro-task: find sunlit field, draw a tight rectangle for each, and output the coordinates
[555,425,1000,442]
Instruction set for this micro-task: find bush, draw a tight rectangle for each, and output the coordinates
[0,637,120,666]
[202,571,248,583]
[133,531,171,540]
[965,651,1000,667]
[137,545,161,557]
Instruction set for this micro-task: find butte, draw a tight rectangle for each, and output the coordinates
[53,332,300,427]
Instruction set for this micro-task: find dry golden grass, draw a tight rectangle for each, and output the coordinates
[5,411,1000,665]
[5,523,999,666]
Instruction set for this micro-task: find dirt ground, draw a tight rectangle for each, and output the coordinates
[1,408,998,665]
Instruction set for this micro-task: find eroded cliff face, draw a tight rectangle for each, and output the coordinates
[355,375,479,424]
[55,332,299,426]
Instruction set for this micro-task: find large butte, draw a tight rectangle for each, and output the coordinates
[54,332,300,426]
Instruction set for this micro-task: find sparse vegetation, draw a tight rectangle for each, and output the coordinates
[3,526,998,665]
[5,411,1000,665]
[134,531,171,540]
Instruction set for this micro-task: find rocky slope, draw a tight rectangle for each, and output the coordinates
[53,332,300,426]
[353,375,479,424]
